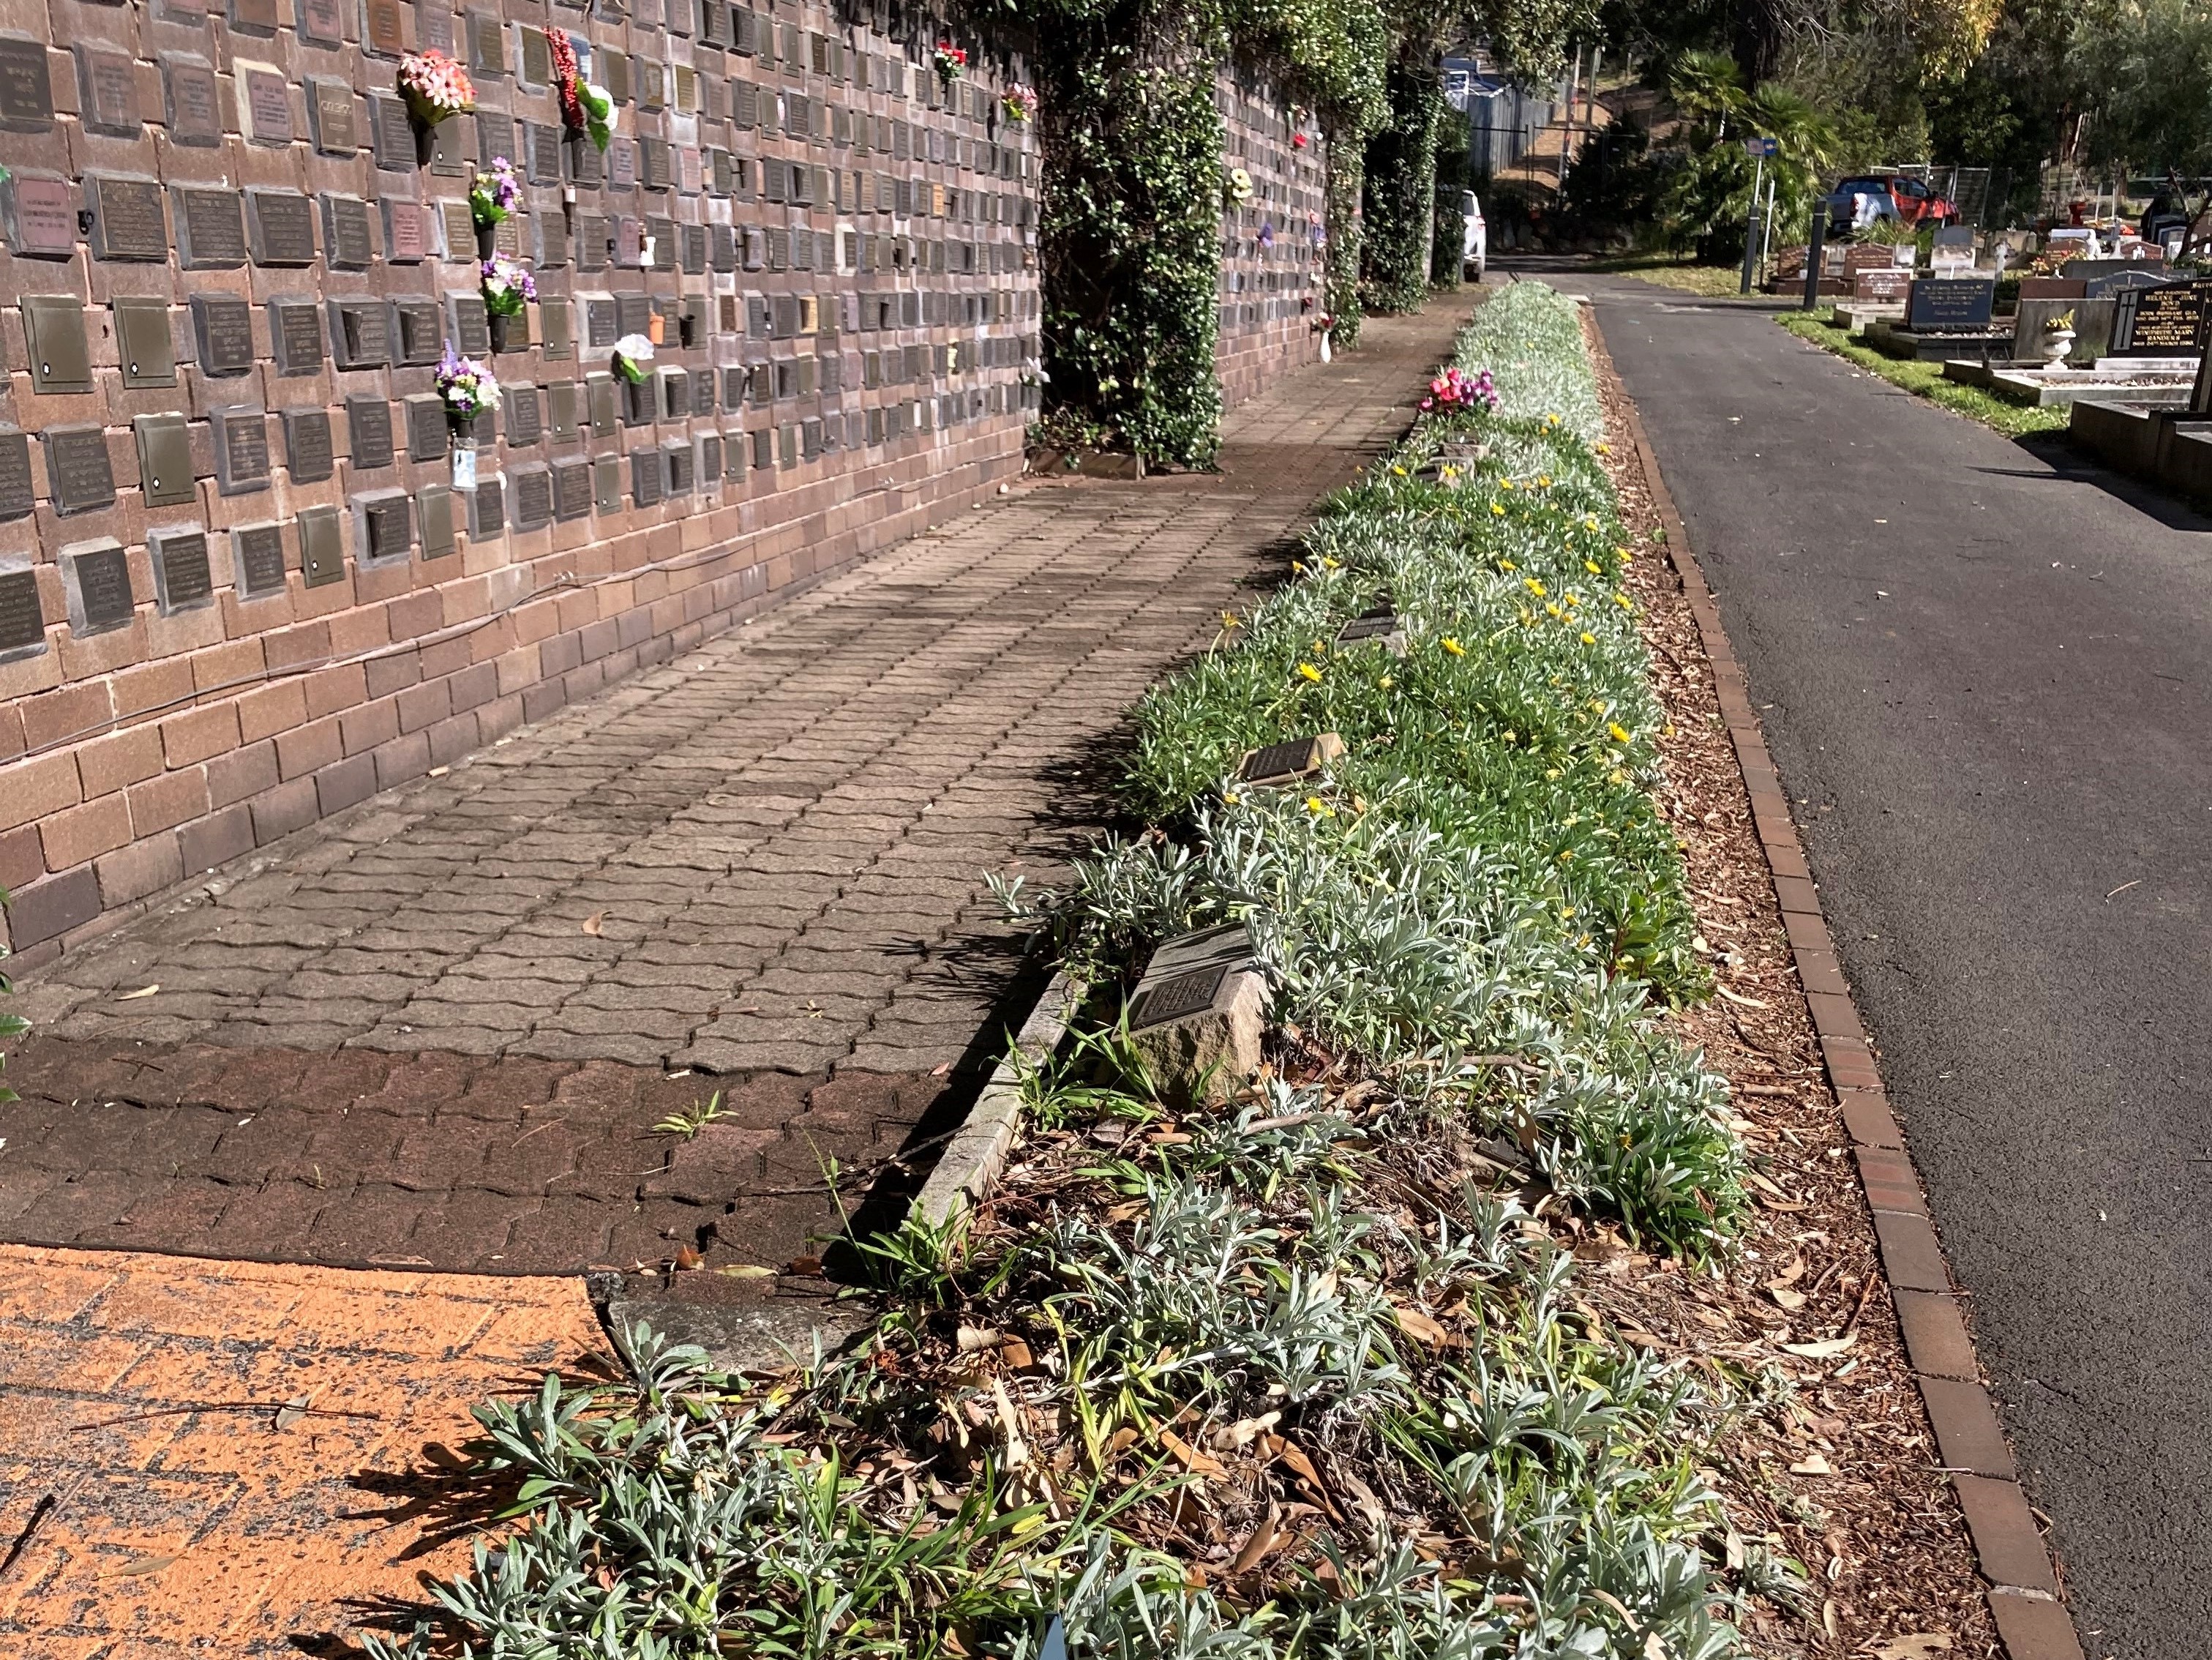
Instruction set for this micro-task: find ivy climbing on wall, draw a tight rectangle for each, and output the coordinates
[1358,56,1445,314]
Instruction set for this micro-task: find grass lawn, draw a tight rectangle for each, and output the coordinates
[1777,310,2070,437]
[1587,255,1747,297]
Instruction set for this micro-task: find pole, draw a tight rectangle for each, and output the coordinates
[1802,198,1828,310]
[1761,175,1777,286]
[1740,151,1766,294]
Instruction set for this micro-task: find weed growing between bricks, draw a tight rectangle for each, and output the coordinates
[358,287,1852,1660]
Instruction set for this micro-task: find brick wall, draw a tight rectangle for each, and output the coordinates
[1214,76,1325,410]
[0,0,1043,961]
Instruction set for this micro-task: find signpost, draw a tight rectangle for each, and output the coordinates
[1742,136,1778,295]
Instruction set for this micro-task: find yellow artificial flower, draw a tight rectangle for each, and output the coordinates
[1297,662,1323,683]
[1441,636,1466,656]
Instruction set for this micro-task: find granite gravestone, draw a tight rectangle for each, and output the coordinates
[1904,277,1996,332]
[2114,280,2212,356]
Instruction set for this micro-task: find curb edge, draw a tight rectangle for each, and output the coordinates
[1586,308,2082,1660]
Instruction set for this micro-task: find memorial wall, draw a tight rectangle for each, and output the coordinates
[1214,76,1327,409]
[0,0,1327,960]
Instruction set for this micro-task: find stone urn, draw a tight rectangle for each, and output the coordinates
[2039,326,2075,367]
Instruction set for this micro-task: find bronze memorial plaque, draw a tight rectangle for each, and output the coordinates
[162,54,222,146]
[87,174,170,262]
[47,429,120,517]
[282,407,335,482]
[192,294,257,375]
[64,540,135,633]
[237,520,292,596]
[173,184,247,269]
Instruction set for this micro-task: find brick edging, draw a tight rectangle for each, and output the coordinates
[1584,308,2083,1660]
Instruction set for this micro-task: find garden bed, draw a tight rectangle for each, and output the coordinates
[357,285,1992,1660]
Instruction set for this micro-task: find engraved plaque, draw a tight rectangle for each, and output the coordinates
[509,463,551,527]
[1127,962,1231,1029]
[115,298,177,389]
[465,474,503,535]
[552,456,590,519]
[608,138,637,191]
[269,299,326,375]
[23,296,92,395]
[572,213,609,272]
[135,416,195,508]
[230,0,280,37]
[0,35,55,132]
[6,172,75,257]
[629,444,662,505]
[699,433,722,484]
[476,108,515,172]
[88,175,169,262]
[284,408,335,482]
[0,567,43,659]
[584,296,616,348]
[347,397,395,468]
[250,190,318,266]
[468,10,505,75]
[150,528,215,613]
[364,0,405,55]
[46,429,116,517]
[75,43,142,136]
[602,47,629,105]
[0,432,31,520]
[526,119,562,184]
[63,541,134,634]
[520,24,550,86]
[173,185,247,269]
[546,378,578,438]
[299,509,346,586]
[492,213,523,260]
[405,393,448,461]
[243,69,293,143]
[214,407,272,496]
[663,438,692,494]
[449,293,491,356]
[593,452,619,511]
[615,293,651,338]
[384,198,430,262]
[330,299,392,370]
[239,520,293,595]
[681,223,708,275]
[370,91,416,168]
[540,296,572,358]
[323,194,375,269]
[391,297,441,365]
[416,0,453,51]
[298,0,345,46]
[504,382,542,445]
[161,53,220,146]
[356,489,413,562]
[640,136,670,191]
[438,198,475,260]
[192,296,257,375]
[309,78,356,153]
[568,130,604,189]
[417,483,457,556]
[638,60,662,111]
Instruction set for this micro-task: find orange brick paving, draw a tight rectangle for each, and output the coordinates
[0,1246,607,1657]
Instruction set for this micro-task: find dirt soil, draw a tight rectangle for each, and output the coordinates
[1584,307,2000,1656]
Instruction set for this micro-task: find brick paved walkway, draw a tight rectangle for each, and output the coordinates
[1,301,1473,1282]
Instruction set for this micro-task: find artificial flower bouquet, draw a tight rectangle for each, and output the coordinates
[399,50,474,125]
[436,346,500,421]
[470,156,520,229]
[480,253,536,317]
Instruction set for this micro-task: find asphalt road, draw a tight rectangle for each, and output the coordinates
[1572,271,2210,1659]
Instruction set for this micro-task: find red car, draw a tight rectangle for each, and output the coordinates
[1826,174,1960,233]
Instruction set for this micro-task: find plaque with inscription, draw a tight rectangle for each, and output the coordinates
[150,528,215,614]
[371,91,416,168]
[540,297,572,358]
[383,198,430,262]
[552,456,590,519]
[699,433,722,485]
[173,185,247,269]
[391,298,442,365]
[1904,277,1996,332]
[250,190,318,266]
[640,137,671,192]
[615,293,651,338]
[347,397,395,468]
[88,175,169,262]
[243,68,293,143]
[75,43,142,137]
[213,407,272,496]
[161,53,221,146]
[492,213,523,260]
[526,119,562,184]
[417,0,453,51]
[532,211,566,268]
[639,60,663,111]
[568,130,604,189]
[476,109,515,173]
[23,296,91,395]
[681,223,708,276]
[509,463,552,527]
[0,567,43,659]
[546,378,578,438]
[405,393,448,461]
[630,445,663,506]
[449,292,491,357]
[663,438,692,495]
[5,171,75,258]
[364,0,405,55]
[0,35,54,132]
[584,296,616,348]
[192,296,256,376]
[504,382,542,445]
[64,541,134,634]
[438,198,476,260]
[609,138,637,191]
[331,299,392,369]
[298,0,345,45]
[467,10,505,75]
[418,483,457,557]
[46,429,116,517]
[0,431,31,521]
[269,300,326,375]
[309,78,356,153]
[465,474,503,536]
[230,0,280,36]
[2116,280,2212,355]
[602,47,630,105]
[283,408,334,482]
[574,212,608,269]
[135,415,195,508]
[299,508,345,587]
[239,520,293,595]
[520,24,550,86]
[115,298,177,389]
[323,194,375,269]
[356,490,412,562]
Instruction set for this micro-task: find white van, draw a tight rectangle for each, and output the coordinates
[1461,191,1487,281]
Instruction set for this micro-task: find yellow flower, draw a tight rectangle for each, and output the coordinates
[1580,631,1596,644]
[1297,662,1323,683]
[1221,610,1242,629]
[1223,789,1242,804]
[1613,592,1634,611]
[1321,556,1341,569]
[1561,905,1577,919]
[1390,464,1407,476]
[1545,603,1561,618]
[1499,479,1515,491]
[1608,722,1632,744]
[1500,558,1518,571]
[1564,591,1581,606]
[1616,545,1631,558]
[1441,636,1465,656]
[1378,675,1393,689]
[1503,730,1518,744]
[1291,560,1307,573]
[1558,848,1573,861]
[1594,441,1611,454]
[1523,577,1545,597]
[1311,638,1327,654]
[1545,412,1560,426]
[1491,502,1507,517]
[1537,474,1552,488]
[1583,516,1600,531]
[1305,795,1335,818]
[1583,558,1602,574]
[1545,767,1561,779]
